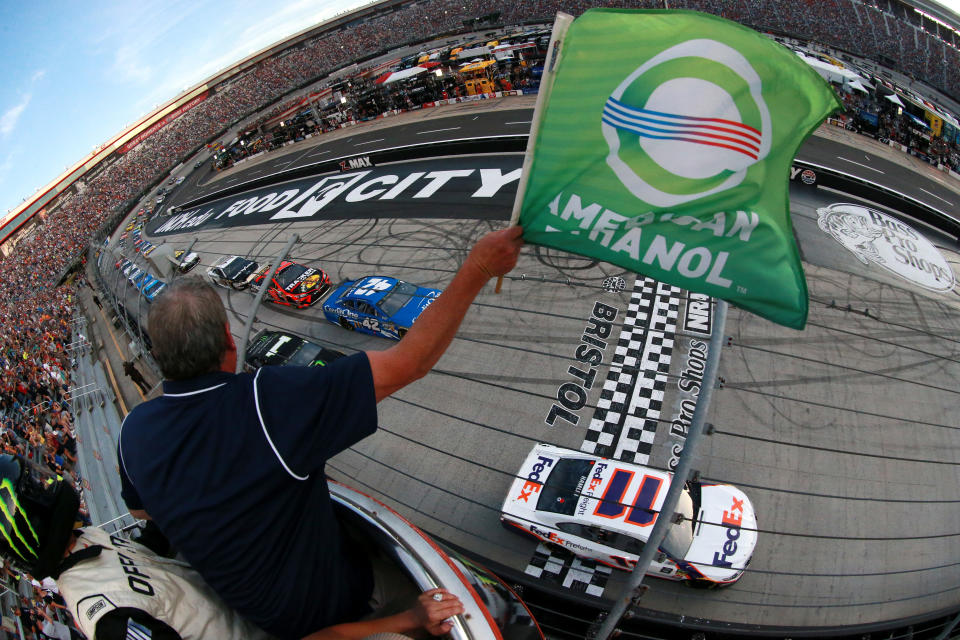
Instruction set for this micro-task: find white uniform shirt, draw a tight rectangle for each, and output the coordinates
[56,527,273,640]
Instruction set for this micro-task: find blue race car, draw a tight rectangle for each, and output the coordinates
[322,276,441,340]
[143,280,167,303]
[136,273,156,291]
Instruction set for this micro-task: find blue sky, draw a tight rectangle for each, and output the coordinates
[0,0,369,216]
[1,0,959,217]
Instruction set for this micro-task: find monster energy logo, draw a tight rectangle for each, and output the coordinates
[0,478,38,561]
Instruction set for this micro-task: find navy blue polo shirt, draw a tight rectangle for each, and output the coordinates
[117,353,377,639]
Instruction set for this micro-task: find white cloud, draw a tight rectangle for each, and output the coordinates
[0,94,31,137]
[0,68,47,137]
[0,152,14,183]
[238,0,360,44]
[112,44,153,84]
[96,0,201,86]
[133,0,362,110]
[0,151,20,218]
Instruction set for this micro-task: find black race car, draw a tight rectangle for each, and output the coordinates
[245,330,345,369]
[251,260,331,308]
[207,255,265,290]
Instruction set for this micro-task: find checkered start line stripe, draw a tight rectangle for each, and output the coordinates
[521,276,682,596]
[524,542,612,598]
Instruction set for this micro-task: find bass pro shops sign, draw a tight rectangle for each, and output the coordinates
[817,203,956,293]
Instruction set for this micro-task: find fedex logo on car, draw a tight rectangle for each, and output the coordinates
[516,455,554,502]
[530,524,565,545]
[577,461,607,515]
[586,462,607,493]
[712,496,745,568]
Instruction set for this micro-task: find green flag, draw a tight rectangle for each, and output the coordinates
[517,9,841,329]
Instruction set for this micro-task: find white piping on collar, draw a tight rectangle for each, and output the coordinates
[163,382,227,397]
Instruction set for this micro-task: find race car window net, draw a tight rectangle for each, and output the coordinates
[536,459,593,517]
[223,258,254,280]
[275,264,307,288]
[659,487,696,560]
[379,281,417,316]
[289,342,326,367]
[555,522,646,554]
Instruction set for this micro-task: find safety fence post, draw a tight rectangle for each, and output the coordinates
[935,611,960,640]
[235,234,300,373]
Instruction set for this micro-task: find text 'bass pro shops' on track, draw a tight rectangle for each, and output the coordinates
[150,157,523,235]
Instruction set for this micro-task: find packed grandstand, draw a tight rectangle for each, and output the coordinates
[1,0,959,637]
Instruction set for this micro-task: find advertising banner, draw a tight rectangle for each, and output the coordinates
[515,10,841,328]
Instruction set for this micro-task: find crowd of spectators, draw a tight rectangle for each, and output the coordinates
[0,286,84,496]
[0,285,90,638]
[2,578,78,640]
[674,0,958,98]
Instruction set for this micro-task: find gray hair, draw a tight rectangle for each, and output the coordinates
[148,278,229,380]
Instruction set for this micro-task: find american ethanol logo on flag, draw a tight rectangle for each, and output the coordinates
[516,10,841,328]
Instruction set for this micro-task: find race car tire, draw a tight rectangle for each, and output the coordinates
[398,328,408,339]
[339,318,355,331]
[231,281,247,291]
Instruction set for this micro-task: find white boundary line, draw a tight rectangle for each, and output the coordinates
[797,159,956,224]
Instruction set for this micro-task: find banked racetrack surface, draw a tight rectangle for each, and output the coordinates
[107,106,960,634]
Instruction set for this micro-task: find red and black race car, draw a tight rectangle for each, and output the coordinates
[252,261,331,308]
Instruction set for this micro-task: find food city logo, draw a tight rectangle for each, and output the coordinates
[601,39,772,208]
[153,167,521,234]
[817,203,956,292]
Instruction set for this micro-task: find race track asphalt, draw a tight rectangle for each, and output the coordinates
[99,99,960,633]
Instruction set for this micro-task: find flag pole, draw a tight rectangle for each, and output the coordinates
[594,299,728,640]
[495,11,574,293]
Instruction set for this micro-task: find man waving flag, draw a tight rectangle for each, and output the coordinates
[514,9,841,329]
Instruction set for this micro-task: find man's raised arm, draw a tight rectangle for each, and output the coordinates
[366,226,523,402]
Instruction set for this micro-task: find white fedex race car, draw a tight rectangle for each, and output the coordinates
[501,444,757,587]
